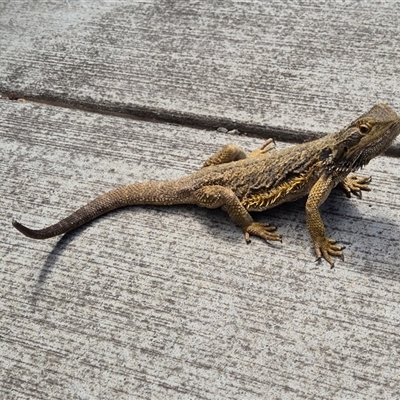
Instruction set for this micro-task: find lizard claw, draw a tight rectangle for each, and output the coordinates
[314,238,344,268]
[244,222,282,243]
[340,175,371,198]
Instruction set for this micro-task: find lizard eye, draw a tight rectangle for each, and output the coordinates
[358,124,371,134]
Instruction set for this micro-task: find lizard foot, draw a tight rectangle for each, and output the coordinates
[314,238,344,268]
[247,138,276,158]
[340,174,371,198]
[244,222,282,243]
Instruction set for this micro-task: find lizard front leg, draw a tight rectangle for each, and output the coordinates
[306,175,343,267]
[194,185,281,242]
[202,139,275,167]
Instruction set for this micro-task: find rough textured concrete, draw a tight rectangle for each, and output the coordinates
[1,100,400,399]
[1,1,400,143]
[1,1,400,399]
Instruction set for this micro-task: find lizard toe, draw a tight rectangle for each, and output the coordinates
[247,138,276,158]
[314,237,344,268]
[340,175,372,198]
[244,222,282,243]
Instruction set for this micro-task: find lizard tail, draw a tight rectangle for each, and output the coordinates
[13,180,190,239]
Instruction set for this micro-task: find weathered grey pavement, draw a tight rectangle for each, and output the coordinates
[1,2,400,399]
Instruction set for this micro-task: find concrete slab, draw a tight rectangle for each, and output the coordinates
[1,99,400,399]
[1,1,400,142]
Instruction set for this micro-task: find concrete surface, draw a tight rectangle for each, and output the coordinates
[1,1,400,399]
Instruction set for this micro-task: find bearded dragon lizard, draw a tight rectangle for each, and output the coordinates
[13,104,400,267]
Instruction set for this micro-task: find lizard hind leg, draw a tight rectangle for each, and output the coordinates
[193,185,282,243]
[202,139,275,168]
[202,144,248,167]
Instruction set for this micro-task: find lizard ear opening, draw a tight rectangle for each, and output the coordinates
[320,147,332,161]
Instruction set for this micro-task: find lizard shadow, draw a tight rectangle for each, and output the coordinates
[29,223,91,312]
[29,204,185,308]
[314,191,400,279]
[200,191,400,280]
[29,194,400,310]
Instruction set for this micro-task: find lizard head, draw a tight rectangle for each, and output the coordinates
[326,104,400,173]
